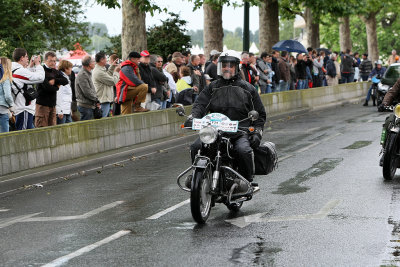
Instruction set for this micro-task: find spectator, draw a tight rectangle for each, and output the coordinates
[288,55,296,90]
[35,51,68,128]
[359,53,373,81]
[270,50,281,92]
[92,51,120,118]
[341,49,356,83]
[108,54,121,116]
[165,52,184,82]
[56,60,73,124]
[11,48,45,130]
[150,55,169,109]
[116,51,149,114]
[205,54,219,82]
[256,52,273,94]
[312,51,324,88]
[163,64,177,108]
[205,50,220,70]
[240,52,258,86]
[326,53,339,86]
[176,66,192,92]
[278,51,290,91]
[388,49,398,66]
[75,55,99,120]
[187,54,201,94]
[182,51,191,66]
[198,54,206,72]
[139,50,157,109]
[295,54,310,89]
[0,57,15,133]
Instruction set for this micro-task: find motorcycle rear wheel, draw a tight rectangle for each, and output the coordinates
[190,168,212,224]
[383,133,398,180]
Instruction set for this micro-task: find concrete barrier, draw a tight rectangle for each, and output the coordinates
[0,82,369,176]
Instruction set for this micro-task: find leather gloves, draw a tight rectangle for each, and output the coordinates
[249,133,262,148]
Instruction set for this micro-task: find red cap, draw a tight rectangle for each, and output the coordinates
[140,50,150,57]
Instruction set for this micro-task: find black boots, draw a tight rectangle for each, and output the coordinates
[363,100,368,106]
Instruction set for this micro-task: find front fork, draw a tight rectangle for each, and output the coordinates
[211,151,221,193]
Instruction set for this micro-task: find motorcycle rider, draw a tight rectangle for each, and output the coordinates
[363,60,386,106]
[185,50,267,189]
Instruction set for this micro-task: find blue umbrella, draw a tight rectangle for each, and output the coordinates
[272,40,307,54]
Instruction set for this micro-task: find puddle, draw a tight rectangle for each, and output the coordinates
[273,158,343,195]
[346,118,356,123]
[343,141,372,150]
[231,241,282,266]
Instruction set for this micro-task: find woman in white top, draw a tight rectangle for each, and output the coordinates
[56,60,73,124]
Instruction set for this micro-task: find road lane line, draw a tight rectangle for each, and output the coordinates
[0,208,9,212]
[147,199,190,220]
[0,213,43,229]
[24,201,124,222]
[41,230,131,267]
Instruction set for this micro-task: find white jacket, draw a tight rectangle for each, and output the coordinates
[11,62,45,115]
[56,72,72,115]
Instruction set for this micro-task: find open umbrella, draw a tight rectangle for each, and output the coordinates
[272,40,307,54]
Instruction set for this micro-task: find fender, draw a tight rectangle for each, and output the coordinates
[193,156,211,169]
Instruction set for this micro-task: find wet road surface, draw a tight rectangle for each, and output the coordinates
[1,103,400,266]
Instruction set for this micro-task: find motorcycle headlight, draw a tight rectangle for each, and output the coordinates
[199,126,217,144]
[395,104,400,118]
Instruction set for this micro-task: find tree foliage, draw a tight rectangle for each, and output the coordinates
[147,13,192,60]
[0,0,89,57]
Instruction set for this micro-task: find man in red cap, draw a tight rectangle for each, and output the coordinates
[116,51,149,114]
[139,50,157,107]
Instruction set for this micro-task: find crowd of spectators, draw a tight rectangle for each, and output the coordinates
[0,46,389,133]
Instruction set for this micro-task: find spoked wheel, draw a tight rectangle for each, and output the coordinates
[190,168,212,224]
[383,133,399,180]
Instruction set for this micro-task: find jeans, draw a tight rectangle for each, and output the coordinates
[297,79,307,90]
[361,75,369,81]
[279,80,289,92]
[366,85,373,101]
[15,111,34,130]
[259,85,267,94]
[101,102,111,118]
[57,114,72,124]
[154,99,167,109]
[0,113,9,133]
[78,106,94,121]
[341,73,352,83]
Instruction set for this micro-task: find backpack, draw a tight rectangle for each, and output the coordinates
[12,68,39,106]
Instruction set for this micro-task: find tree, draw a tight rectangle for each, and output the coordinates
[147,13,192,60]
[96,0,166,59]
[104,34,122,58]
[0,0,89,57]
[259,0,279,53]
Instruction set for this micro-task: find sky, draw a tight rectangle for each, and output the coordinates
[84,0,261,36]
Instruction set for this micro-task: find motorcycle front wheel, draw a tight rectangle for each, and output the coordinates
[190,167,212,224]
[383,133,399,180]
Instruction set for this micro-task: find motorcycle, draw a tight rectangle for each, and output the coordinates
[380,105,400,180]
[175,105,277,224]
[370,75,381,106]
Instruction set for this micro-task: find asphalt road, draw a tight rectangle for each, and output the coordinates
[1,102,399,267]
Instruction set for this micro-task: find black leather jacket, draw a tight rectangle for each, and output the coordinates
[191,75,266,130]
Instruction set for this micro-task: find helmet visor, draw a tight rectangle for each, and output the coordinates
[217,62,238,79]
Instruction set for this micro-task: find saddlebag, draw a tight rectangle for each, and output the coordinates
[254,141,278,175]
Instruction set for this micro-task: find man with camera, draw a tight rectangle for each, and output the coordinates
[11,48,45,130]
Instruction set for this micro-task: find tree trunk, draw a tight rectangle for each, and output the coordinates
[203,3,223,58]
[339,17,351,53]
[304,7,320,49]
[258,0,279,53]
[121,0,147,60]
[361,12,379,63]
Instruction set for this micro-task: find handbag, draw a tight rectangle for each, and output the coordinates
[93,106,102,119]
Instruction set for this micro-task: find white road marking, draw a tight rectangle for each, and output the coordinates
[225,199,341,228]
[41,230,131,267]
[0,208,9,212]
[0,201,124,229]
[147,199,190,220]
